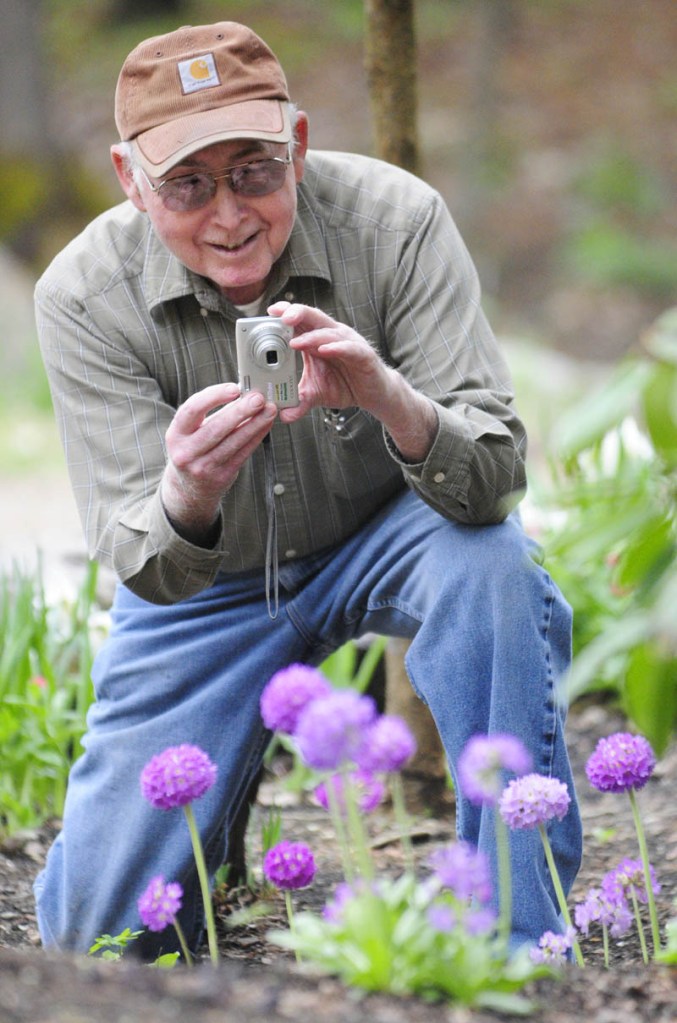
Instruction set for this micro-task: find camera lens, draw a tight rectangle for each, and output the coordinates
[266,350,279,365]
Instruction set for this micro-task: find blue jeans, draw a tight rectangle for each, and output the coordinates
[34,489,581,957]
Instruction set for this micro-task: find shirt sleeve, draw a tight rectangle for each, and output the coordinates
[34,279,228,603]
[380,191,527,524]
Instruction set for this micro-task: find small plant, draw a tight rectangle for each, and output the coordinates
[256,668,552,1011]
[0,560,102,836]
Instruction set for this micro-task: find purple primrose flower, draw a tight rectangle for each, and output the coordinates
[585,732,656,794]
[356,714,417,773]
[260,664,332,734]
[263,840,316,891]
[294,689,377,770]
[529,926,576,966]
[315,769,385,816]
[602,857,661,906]
[140,744,217,810]
[574,886,633,939]
[457,733,532,806]
[137,875,183,932]
[498,773,571,830]
[429,841,492,903]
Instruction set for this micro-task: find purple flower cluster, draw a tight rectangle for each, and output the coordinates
[315,769,385,816]
[585,732,656,793]
[260,664,331,734]
[263,840,316,890]
[458,733,532,806]
[602,857,661,905]
[295,689,377,770]
[358,715,418,773]
[140,744,217,809]
[258,664,417,776]
[137,875,183,932]
[429,841,492,903]
[498,773,571,830]
[529,926,576,966]
[574,886,632,939]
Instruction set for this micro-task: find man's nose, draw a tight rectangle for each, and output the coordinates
[209,179,248,224]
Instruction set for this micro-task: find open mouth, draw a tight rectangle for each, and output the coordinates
[211,231,259,255]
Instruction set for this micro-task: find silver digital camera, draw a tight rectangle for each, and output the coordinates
[235,316,301,409]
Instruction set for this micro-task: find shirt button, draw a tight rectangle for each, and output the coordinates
[433,471,446,484]
[285,549,297,559]
[199,307,209,317]
[284,291,295,302]
[273,483,285,496]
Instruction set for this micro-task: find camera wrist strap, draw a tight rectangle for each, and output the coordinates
[263,436,280,620]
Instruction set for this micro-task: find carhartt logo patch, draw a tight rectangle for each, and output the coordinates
[178,53,220,94]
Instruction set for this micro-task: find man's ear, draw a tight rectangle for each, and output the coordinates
[110,145,147,212]
[291,111,309,185]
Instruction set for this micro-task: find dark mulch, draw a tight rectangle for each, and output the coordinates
[1,702,675,1022]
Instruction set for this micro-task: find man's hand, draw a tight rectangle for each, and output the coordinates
[269,302,438,464]
[161,382,277,544]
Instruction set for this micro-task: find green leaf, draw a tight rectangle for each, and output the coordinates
[555,360,653,458]
[615,514,675,591]
[641,306,677,365]
[641,362,677,467]
[151,952,180,969]
[565,613,651,702]
[624,644,677,757]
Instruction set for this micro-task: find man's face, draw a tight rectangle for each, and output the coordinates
[113,118,307,306]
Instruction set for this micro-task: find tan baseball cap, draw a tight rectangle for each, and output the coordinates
[115,22,292,177]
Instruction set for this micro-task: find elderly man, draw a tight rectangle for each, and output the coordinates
[34,21,581,959]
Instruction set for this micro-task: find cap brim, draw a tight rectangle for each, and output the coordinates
[133,99,291,177]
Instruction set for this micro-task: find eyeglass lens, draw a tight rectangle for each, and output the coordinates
[159,158,289,211]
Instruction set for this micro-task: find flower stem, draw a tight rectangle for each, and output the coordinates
[284,890,301,963]
[538,823,585,967]
[495,810,512,948]
[630,888,649,965]
[602,924,609,969]
[183,802,219,967]
[390,773,415,874]
[628,787,662,957]
[325,778,355,882]
[173,917,194,967]
[344,773,374,881]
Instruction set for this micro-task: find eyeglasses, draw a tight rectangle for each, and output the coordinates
[139,151,292,212]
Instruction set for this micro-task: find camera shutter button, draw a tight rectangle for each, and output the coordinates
[273,483,286,496]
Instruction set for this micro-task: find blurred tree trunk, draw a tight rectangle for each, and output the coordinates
[0,0,53,156]
[363,0,449,814]
[364,0,419,174]
[105,0,181,20]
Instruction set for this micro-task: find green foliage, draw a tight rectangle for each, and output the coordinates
[0,560,102,835]
[88,926,179,967]
[268,871,549,1009]
[562,222,677,299]
[320,636,387,692]
[88,927,143,961]
[0,159,48,238]
[545,308,677,753]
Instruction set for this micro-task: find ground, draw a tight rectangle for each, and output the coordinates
[1,701,675,1022]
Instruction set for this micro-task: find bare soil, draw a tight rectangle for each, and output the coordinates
[1,702,675,1023]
